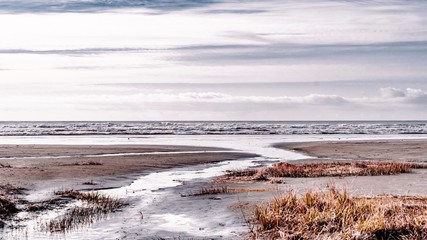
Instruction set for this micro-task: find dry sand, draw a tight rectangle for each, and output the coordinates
[274,139,427,163]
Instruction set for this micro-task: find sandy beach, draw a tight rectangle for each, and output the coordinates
[275,139,427,163]
[0,144,256,190]
[251,140,427,195]
[2,137,427,239]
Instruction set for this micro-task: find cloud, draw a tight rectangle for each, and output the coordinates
[380,87,427,104]
[0,0,219,13]
[119,92,349,105]
[1,87,427,120]
[203,9,265,14]
[3,41,427,65]
[5,87,427,110]
[222,31,272,43]
[0,91,350,110]
[174,41,427,65]
[0,47,152,56]
[380,87,406,98]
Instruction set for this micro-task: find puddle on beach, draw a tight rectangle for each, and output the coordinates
[2,135,427,239]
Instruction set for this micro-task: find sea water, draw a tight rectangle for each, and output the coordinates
[0,121,426,136]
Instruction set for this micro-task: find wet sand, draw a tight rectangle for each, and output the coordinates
[0,144,256,190]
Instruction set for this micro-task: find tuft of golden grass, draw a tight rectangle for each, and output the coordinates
[268,161,422,177]
[252,187,427,239]
[219,161,427,183]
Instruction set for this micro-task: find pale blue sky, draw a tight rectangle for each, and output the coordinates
[0,0,426,120]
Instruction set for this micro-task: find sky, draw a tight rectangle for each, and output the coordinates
[0,0,427,121]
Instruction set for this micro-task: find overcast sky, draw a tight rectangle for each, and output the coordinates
[1,0,426,121]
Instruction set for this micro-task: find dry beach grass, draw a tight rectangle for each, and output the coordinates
[0,185,126,232]
[252,186,427,239]
[220,140,427,239]
[44,189,127,232]
[218,161,427,183]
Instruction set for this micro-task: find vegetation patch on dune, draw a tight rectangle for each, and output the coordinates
[252,187,427,239]
[218,161,427,183]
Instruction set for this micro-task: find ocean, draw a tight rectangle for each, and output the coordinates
[0,121,426,136]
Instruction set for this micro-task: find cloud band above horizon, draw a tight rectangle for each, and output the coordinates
[0,0,426,120]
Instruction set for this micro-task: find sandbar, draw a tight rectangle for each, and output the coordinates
[274,139,427,163]
[0,144,256,190]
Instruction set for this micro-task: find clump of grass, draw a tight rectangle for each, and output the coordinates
[185,186,272,197]
[225,168,258,177]
[0,196,18,216]
[219,161,427,183]
[46,205,112,232]
[268,161,419,177]
[80,161,102,166]
[228,187,272,193]
[44,190,126,232]
[252,187,427,239]
[26,203,48,212]
[26,197,69,212]
[218,168,272,183]
[0,184,24,219]
[0,163,12,168]
[61,161,103,166]
[82,180,98,185]
[0,184,26,195]
[189,186,230,196]
[55,190,124,209]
